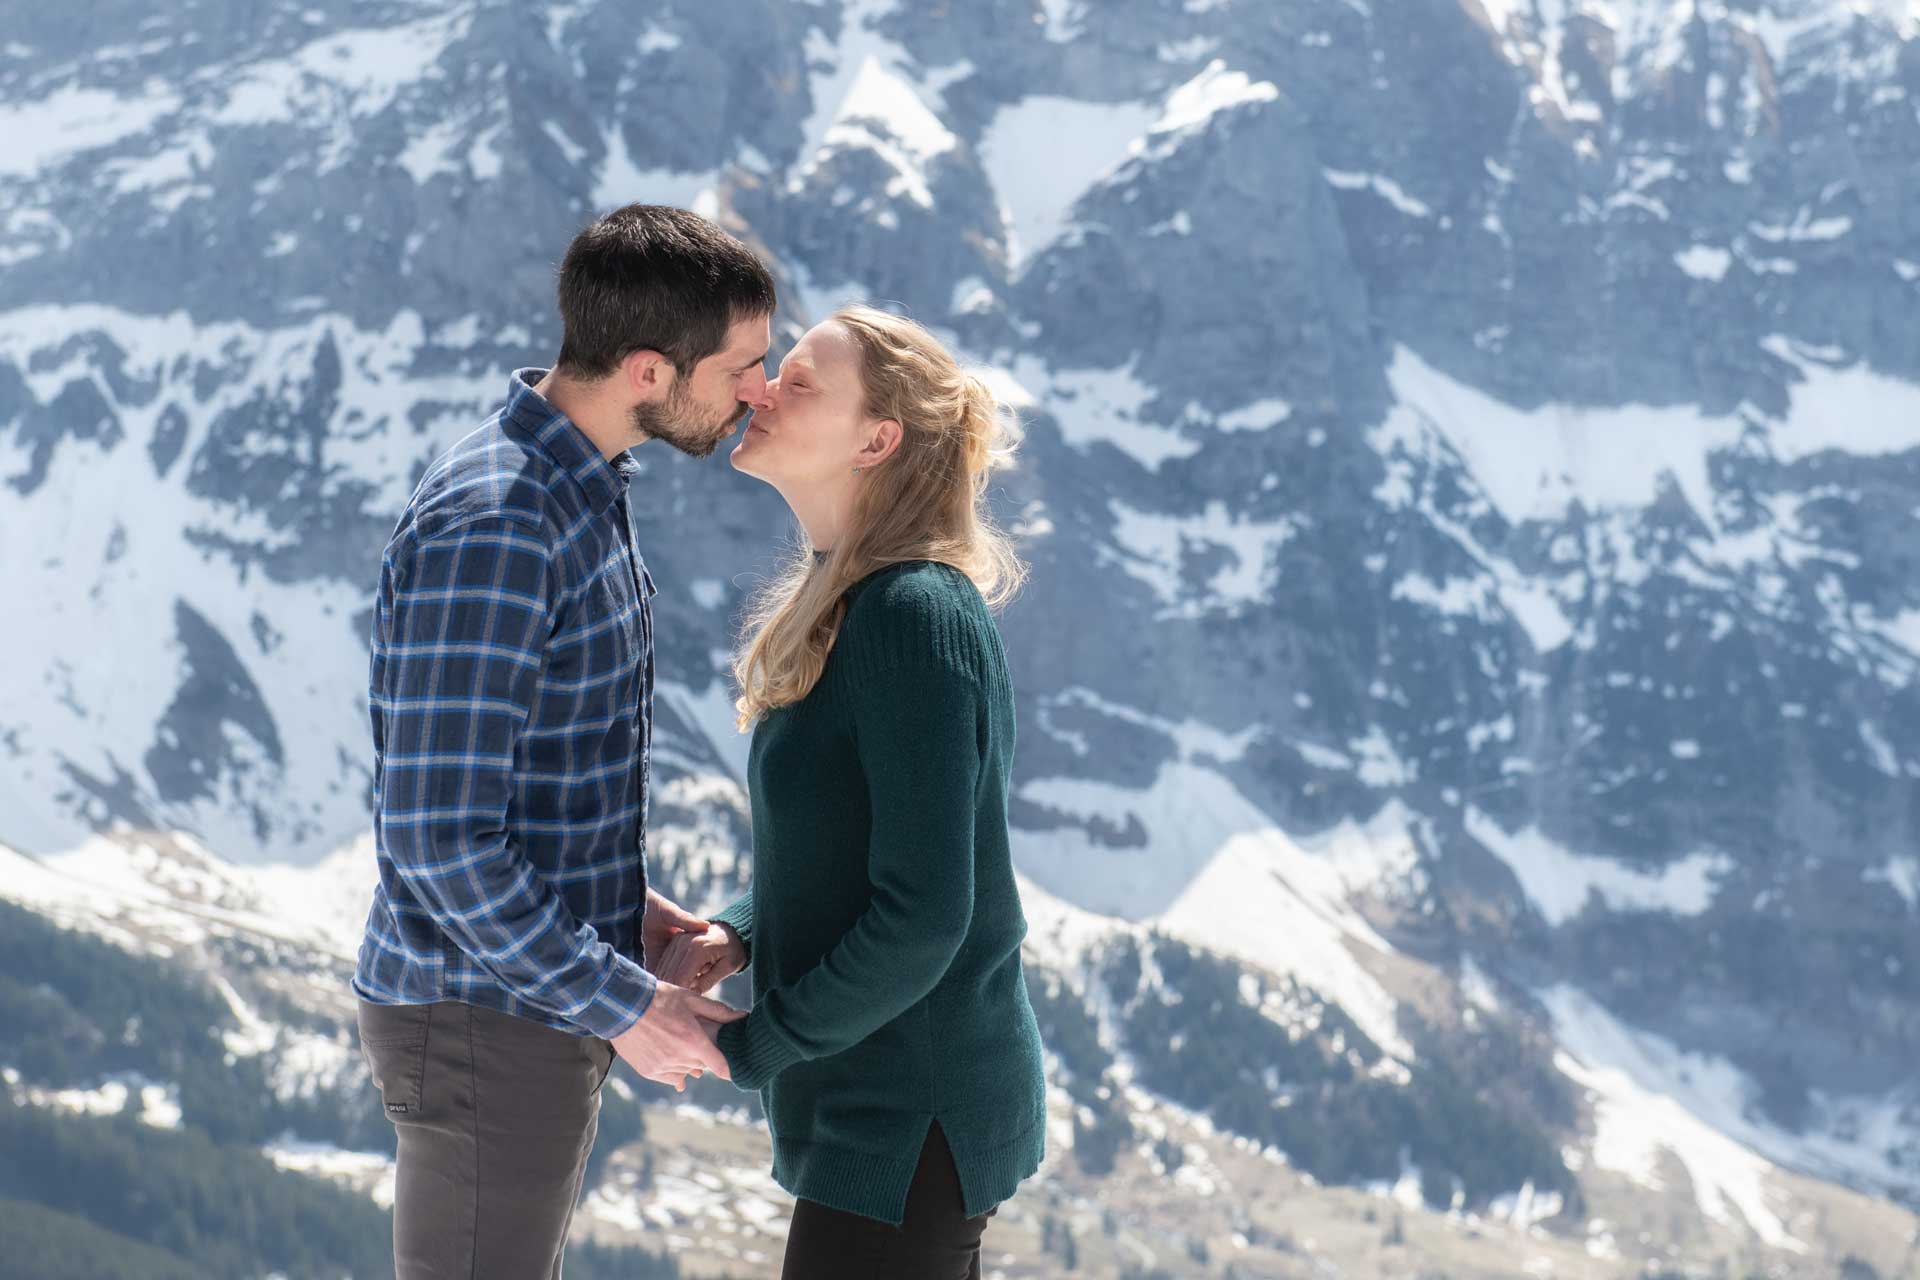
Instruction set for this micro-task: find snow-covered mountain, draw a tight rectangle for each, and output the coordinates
[4,0,1920,1272]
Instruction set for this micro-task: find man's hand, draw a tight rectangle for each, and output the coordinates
[656,922,747,995]
[642,887,710,974]
[611,981,744,1092]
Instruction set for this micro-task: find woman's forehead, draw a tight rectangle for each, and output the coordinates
[790,320,855,371]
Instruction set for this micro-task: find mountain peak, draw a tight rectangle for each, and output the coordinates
[830,55,957,164]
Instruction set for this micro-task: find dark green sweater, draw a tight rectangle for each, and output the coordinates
[711,560,1047,1226]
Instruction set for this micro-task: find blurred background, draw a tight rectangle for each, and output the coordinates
[3,1,1919,1276]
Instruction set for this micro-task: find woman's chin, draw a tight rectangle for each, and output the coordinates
[728,442,768,480]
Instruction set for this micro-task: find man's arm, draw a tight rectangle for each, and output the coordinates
[373,513,655,1039]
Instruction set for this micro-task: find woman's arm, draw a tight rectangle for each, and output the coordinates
[715,665,982,1090]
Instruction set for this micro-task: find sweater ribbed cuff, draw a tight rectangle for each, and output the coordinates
[711,893,753,963]
[716,1007,804,1091]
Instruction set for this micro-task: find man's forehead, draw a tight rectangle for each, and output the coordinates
[724,313,771,359]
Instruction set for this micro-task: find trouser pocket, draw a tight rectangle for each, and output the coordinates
[356,999,433,1119]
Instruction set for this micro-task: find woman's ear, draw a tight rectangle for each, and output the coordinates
[858,418,903,469]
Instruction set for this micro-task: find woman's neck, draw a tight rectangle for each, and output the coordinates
[777,479,854,559]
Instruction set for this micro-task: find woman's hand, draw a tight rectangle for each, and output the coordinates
[656,922,747,996]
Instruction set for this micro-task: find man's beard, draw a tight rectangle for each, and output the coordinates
[630,382,751,459]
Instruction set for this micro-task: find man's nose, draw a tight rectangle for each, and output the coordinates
[742,367,772,409]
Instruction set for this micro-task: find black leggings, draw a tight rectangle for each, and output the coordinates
[779,1120,998,1280]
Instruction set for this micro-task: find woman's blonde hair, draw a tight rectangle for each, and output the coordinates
[730,304,1026,728]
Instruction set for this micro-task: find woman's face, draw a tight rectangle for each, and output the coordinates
[730,321,873,490]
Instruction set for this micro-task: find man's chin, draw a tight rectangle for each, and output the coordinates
[663,413,749,461]
[648,427,725,460]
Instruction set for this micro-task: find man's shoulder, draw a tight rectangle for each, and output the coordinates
[398,418,567,549]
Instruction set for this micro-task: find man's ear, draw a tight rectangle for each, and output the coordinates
[620,348,675,401]
[858,418,904,468]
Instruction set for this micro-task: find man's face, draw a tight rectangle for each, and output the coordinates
[631,314,771,459]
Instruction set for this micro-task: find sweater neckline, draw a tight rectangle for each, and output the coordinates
[843,558,937,600]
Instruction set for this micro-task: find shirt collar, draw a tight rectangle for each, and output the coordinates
[502,367,638,516]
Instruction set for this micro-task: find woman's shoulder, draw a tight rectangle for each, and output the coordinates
[847,559,982,614]
[837,560,998,678]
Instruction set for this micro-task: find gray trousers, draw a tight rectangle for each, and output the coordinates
[356,998,617,1280]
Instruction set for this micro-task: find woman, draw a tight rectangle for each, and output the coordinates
[654,304,1046,1279]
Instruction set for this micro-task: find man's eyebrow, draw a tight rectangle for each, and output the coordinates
[739,348,770,370]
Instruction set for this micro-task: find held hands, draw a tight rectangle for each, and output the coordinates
[641,886,712,975]
[656,921,747,996]
[625,890,746,1092]
[610,981,744,1093]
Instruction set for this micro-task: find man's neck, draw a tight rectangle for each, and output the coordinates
[532,368,647,462]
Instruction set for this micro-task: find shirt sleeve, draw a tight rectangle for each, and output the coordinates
[715,664,980,1090]
[373,514,657,1039]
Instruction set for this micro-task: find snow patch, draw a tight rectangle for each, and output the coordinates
[1150,60,1279,138]
[805,57,957,209]
[1215,397,1293,432]
[1466,808,1731,925]
[593,124,717,214]
[1102,500,1295,617]
[1757,334,1920,461]
[1865,856,1919,910]
[265,1140,398,1208]
[5,1068,182,1129]
[211,11,467,127]
[1674,244,1732,281]
[979,97,1160,269]
[1541,984,1803,1251]
[541,120,588,166]
[395,115,466,184]
[1023,359,1200,470]
[1324,168,1435,218]
[0,86,181,177]
[1015,764,1417,1059]
[1372,344,1740,526]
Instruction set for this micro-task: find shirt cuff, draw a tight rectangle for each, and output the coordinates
[572,952,659,1040]
[715,1007,804,1091]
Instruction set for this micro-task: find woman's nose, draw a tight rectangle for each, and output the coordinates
[748,377,778,411]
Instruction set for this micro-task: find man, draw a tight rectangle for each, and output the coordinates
[351,204,775,1277]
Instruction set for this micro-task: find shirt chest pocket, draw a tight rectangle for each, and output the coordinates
[542,547,645,722]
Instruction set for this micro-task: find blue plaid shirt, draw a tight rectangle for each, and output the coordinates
[351,368,659,1040]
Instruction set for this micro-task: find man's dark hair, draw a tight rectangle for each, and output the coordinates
[554,204,776,380]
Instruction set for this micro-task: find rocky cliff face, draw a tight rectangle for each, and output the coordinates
[3,0,1919,1268]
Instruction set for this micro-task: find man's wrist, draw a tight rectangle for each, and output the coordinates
[579,953,659,1039]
